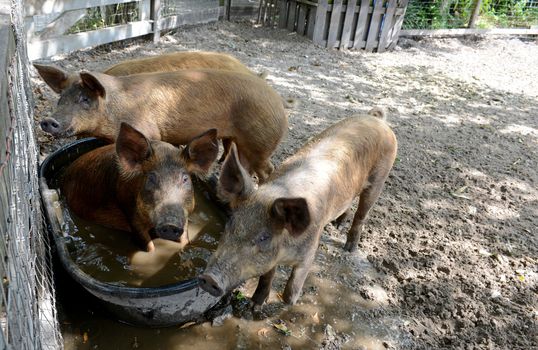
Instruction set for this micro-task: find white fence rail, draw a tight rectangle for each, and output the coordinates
[26,0,220,60]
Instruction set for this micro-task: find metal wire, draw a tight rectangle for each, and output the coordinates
[67,1,141,34]
[161,0,218,18]
[0,1,63,349]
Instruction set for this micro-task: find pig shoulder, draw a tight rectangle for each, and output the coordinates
[62,145,130,230]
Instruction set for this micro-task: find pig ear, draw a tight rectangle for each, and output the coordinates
[218,143,254,205]
[33,64,72,93]
[270,198,311,236]
[116,123,151,173]
[80,72,106,98]
[182,129,219,176]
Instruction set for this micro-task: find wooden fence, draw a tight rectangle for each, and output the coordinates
[258,0,409,52]
[25,0,220,60]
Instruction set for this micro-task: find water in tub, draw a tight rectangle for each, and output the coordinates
[61,182,225,287]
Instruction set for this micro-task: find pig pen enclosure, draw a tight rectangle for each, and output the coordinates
[2,0,538,349]
[31,23,538,350]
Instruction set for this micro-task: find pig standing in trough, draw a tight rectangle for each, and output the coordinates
[33,51,265,94]
[36,68,287,181]
[198,108,397,305]
[62,123,219,252]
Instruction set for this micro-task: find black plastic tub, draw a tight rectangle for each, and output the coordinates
[39,138,223,327]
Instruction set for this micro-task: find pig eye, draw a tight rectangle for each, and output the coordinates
[254,231,272,252]
[145,173,158,190]
[78,94,91,108]
[181,174,190,184]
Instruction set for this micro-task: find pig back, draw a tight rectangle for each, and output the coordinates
[268,115,396,223]
[112,69,287,151]
[104,52,257,77]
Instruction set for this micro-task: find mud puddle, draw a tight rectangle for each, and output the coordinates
[58,232,410,350]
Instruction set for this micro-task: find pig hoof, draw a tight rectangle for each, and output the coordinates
[146,241,155,252]
[343,242,357,253]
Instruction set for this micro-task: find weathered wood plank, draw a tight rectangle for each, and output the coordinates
[257,0,264,23]
[306,5,315,39]
[296,0,318,6]
[151,0,160,42]
[326,0,343,48]
[268,0,276,27]
[296,3,307,35]
[312,0,328,44]
[365,0,384,52]
[25,0,142,16]
[31,9,86,40]
[353,0,370,49]
[278,0,288,28]
[377,0,396,52]
[387,0,408,50]
[139,0,151,21]
[28,21,152,60]
[287,0,296,31]
[339,0,356,49]
[400,27,538,37]
[159,8,219,31]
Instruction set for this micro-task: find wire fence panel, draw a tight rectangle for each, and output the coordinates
[67,1,141,34]
[162,0,218,18]
[0,1,62,349]
[403,0,538,29]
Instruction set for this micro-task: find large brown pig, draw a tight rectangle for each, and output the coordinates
[198,108,397,305]
[62,122,219,252]
[33,51,264,94]
[38,69,287,181]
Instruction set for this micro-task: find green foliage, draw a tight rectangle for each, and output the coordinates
[67,2,139,34]
[403,0,538,29]
[477,0,538,28]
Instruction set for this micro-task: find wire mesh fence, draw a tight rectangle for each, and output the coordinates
[0,1,62,349]
[65,0,218,34]
[67,2,141,34]
[403,0,538,29]
[161,0,218,18]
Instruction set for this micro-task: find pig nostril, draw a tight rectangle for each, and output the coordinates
[40,121,48,129]
[50,120,59,129]
[198,275,223,297]
[156,224,183,240]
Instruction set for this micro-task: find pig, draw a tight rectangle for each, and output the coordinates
[61,122,219,252]
[37,69,287,181]
[33,51,265,94]
[198,107,397,305]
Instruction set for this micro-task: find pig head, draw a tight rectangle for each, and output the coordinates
[62,123,219,252]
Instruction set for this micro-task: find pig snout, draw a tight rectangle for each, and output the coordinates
[155,223,184,241]
[40,117,62,135]
[198,273,224,297]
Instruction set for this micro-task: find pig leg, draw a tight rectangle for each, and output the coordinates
[283,255,315,305]
[251,267,276,305]
[332,208,353,229]
[343,179,387,253]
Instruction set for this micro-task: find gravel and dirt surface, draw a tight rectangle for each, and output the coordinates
[32,20,538,349]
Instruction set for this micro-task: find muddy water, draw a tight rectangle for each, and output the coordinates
[55,174,404,349]
[59,238,406,350]
[61,183,225,287]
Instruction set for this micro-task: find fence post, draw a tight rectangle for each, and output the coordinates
[224,0,231,20]
[312,0,328,45]
[151,0,161,42]
[468,0,483,28]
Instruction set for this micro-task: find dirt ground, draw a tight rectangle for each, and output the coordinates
[32,20,538,349]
